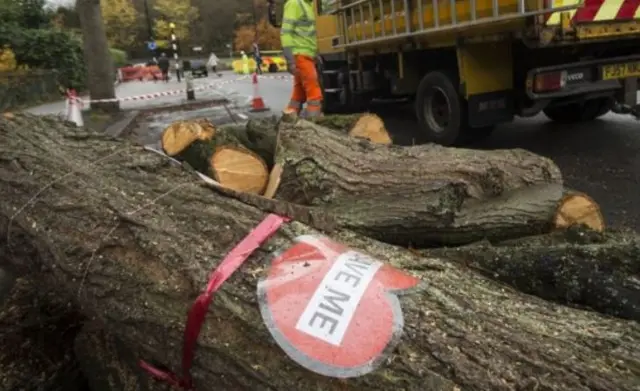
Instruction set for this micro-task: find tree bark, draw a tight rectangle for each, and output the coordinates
[76,0,119,112]
[274,119,566,246]
[421,228,640,321]
[1,113,639,391]
[221,114,390,169]
[173,117,573,246]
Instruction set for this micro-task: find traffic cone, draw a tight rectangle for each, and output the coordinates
[250,72,269,112]
[66,89,84,127]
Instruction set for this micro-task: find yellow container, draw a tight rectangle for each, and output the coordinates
[232,56,288,74]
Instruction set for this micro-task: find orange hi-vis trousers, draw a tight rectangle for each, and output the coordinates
[284,55,323,117]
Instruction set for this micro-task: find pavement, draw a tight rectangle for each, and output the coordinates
[25,70,640,230]
[25,72,260,116]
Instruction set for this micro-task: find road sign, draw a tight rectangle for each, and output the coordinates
[147,41,156,50]
[257,235,421,378]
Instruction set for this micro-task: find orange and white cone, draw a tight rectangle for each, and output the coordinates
[250,72,269,112]
[66,89,84,127]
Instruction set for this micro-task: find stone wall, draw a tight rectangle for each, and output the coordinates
[0,70,61,111]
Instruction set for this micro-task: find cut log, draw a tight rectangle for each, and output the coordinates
[168,114,389,177]
[160,120,270,194]
[312,113,392,144]
[216,118,279,168]
[211,145,269,194]
[160,119,215,157]
[554,191,605,232]
[273,118,567,246]
[216,114,393,170]
[1,113,639,391]
[203,117,586,245]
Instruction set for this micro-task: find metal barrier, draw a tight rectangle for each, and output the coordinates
[335,0,584,47]
[118,65,163,82]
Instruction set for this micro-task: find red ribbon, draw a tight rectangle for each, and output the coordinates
[139,213,289,389]
[66,89,83,107]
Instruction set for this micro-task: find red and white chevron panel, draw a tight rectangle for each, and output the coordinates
[546,0,640,25]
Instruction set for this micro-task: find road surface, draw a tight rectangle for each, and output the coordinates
[26,72,256,116]
[27,71,640,230]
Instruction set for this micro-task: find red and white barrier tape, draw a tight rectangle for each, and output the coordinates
[67,73,291,105]
[258,74,292,81]
[71,76,250,104]
[66,89,84,108]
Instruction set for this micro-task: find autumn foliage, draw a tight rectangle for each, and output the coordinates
[100,0,138,49]
[234,18,281,52]
[153,0,199,42]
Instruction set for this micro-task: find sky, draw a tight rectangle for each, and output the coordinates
[46,0,75,6]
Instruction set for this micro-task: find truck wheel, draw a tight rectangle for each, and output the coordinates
[268,63,278,73]
[543,98,612,123]
[415,71,465,146]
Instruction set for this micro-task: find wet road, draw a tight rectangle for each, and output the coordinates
[27,71,640,230]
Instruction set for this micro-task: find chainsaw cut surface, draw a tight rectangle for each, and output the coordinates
[348,113,392,145]
[161,120,215,156]
[211,145,269,194]
[554,192,605,232]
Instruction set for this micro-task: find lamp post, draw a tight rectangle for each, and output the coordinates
[170,22,194,100]
[169,22,181,82]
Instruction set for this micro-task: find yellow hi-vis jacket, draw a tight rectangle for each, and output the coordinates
[280,0,317,58]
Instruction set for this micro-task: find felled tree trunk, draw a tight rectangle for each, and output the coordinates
[422,228,640,320]
[160,116,599,246]
[1,114,639,391]
[274,119,569,246]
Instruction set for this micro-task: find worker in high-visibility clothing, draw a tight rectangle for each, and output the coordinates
[281,0,322,117]
[241,51,250,75]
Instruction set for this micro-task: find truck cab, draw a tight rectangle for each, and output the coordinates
[274,0,640,145]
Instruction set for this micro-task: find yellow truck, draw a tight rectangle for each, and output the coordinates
[269,0,640,145]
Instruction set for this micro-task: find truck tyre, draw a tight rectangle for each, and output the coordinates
[268,63,278,73]
[415,71,465,146]
[543,97,612,123]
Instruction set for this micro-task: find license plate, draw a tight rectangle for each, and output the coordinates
[601,62,640,80]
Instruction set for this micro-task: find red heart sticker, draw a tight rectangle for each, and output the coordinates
[257,235,420,378]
